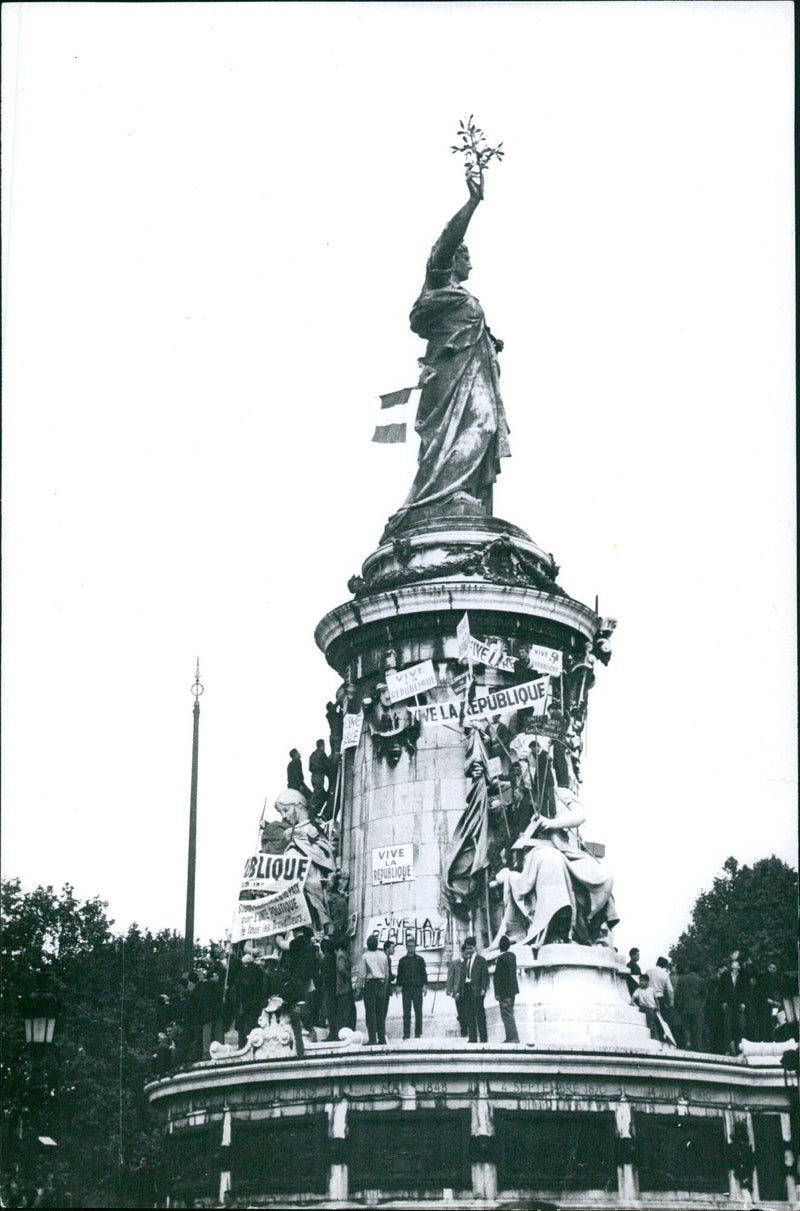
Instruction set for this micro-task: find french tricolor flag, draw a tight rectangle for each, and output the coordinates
[372,387,419,443]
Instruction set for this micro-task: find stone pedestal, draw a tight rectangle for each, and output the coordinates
[493,942,658,1051]
[315,516,602,985]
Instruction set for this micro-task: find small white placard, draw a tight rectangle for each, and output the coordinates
[385,659,437,703]
[371,843,413,885]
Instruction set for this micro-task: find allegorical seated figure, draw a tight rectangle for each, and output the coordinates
[268,789,336,930]
[489,786,618,950]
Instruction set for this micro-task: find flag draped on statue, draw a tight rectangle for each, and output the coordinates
[444,726,491,910]
[372,387,415,443]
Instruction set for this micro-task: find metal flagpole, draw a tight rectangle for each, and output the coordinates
[184,659,204,970]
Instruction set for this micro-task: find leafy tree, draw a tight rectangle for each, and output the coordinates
[1,878,220,1208]
[669,856,798,978]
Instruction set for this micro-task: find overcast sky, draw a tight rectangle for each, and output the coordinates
[2,1,795,966]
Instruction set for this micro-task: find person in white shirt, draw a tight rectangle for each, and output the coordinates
[646,957,675,1012]
[357,936,389,1045]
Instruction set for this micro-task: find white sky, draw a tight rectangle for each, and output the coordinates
[2,1,796,967]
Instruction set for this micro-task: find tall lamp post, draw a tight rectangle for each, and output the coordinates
[184,660,204,969]
[19,990,59,1196]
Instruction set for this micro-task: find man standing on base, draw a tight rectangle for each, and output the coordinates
[459,936,489,1043]
[357,935,389,1045]
[492,936,520,1043]
[396,937,428,1039]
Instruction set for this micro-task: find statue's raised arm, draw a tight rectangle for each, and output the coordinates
[429,175,483,273]
[382,124,510,540]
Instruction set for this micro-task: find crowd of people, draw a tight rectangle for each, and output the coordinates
[622,946,798,1053]
[150,928,527,1069]
[151,936,796,1070]
[150,927,361,1074]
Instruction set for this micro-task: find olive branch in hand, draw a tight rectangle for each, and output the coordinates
[451,116,504,185]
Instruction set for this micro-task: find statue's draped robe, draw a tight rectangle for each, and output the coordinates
[507,830,618,948]
[492,788,618,949]
[388,257,510,529]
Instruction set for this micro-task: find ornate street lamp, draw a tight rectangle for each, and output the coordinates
[21,992,59,1047]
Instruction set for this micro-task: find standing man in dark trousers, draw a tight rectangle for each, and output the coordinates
[459,936,489,1043]
[492,936,520,1043]
[383,940,397,1024]
[625,947,642,998]
[357,935,389,1045]
[396,937,428,1039]
[446,941,469,1036]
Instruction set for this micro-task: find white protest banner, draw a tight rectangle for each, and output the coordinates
[526,644,563,676]
[232,880,312,942]
[342,711,364,750]
[468,636,516,672]
[385,659,437,704]
[487,756,503,780]
[240,846,311,895]
[371,843,413,885]
[408,676,550,725]
[466,677,550,719]
[367,912,447,950]
[457,613,471,662]
[408,699,462,726]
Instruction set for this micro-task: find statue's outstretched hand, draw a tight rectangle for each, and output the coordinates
[467,173,484,204]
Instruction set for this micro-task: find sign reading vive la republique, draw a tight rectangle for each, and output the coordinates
[372,843,413,885]
[385,659,437,703]
[407,676,551,726]
[368,912,446,950]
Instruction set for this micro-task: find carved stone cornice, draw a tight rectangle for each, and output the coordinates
[315,581,599,661]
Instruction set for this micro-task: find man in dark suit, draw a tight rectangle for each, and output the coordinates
[716,950,747,1055]
[625,947,642,998]
[446,942,469,1037]
[492,935,520,1042]
[459,936,489,1043]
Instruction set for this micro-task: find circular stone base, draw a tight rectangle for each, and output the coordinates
[148,1045,796,1208]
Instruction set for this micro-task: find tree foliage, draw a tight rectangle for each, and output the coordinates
[0,878,201,1207]
[669,856,798,977]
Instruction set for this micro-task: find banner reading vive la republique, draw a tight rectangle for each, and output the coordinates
[406,675,550,726]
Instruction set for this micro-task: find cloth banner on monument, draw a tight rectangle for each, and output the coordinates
[443,727,491,909]
[468,636,516,671]
[408,676,550,726]
[232,881,312,942]
[342,711,364,750]
[240,846,312,895]
[457,613,471,663]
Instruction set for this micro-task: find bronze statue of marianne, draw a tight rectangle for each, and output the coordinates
[383,172,511,538]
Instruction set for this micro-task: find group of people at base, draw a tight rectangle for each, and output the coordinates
[354,936,430,1044]
[152,956,228,1076]
[445,935,520,1043]
[152,937,797,1072]
[150,929,359,1072]
[354,933,522,1046]
[624,946,797,1053]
